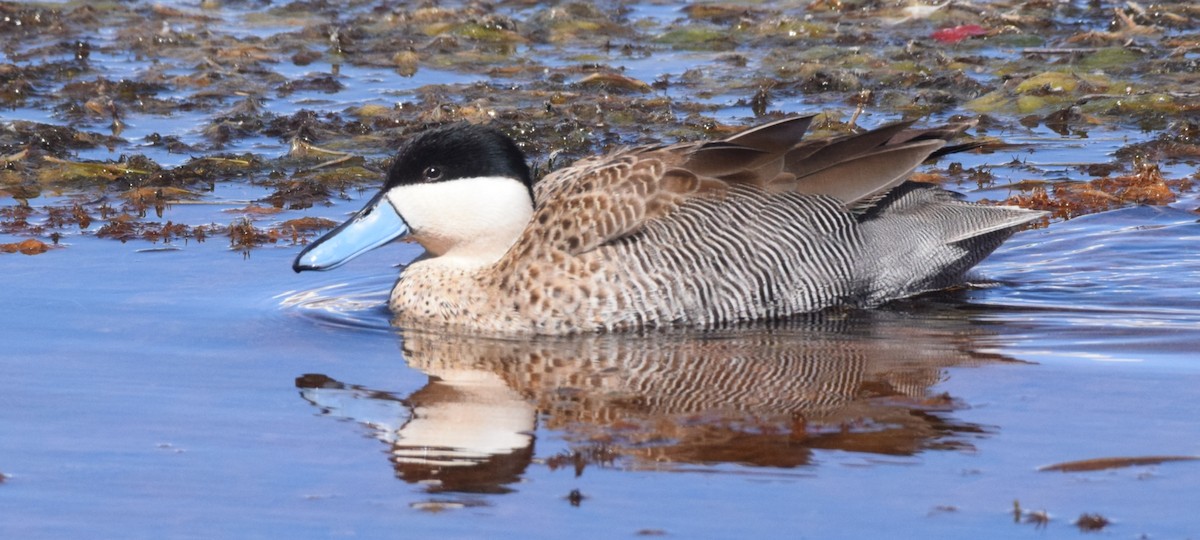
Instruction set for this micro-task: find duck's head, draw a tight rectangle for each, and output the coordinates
[293,123,534,272]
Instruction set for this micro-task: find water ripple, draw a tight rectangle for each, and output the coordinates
[277,274,395,334]
[976,205,1200,358]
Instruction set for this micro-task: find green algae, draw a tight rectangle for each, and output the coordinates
[654,27,737,51]
[1076,47,1141,72]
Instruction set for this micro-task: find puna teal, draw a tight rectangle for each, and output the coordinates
[293,116,1044,335]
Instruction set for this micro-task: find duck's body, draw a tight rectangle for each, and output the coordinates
[295,116,1044,335]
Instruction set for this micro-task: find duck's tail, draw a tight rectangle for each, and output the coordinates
[855,182,1046,303]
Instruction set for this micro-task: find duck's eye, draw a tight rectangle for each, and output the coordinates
[422,166,443,181]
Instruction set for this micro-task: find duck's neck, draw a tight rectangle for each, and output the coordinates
[387,176,534,270]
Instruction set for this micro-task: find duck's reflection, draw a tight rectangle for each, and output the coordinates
[296,307,1017,494]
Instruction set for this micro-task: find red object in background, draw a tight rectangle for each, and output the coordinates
[931,24,987,44]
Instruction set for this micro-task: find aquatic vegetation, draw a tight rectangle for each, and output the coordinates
[0,237,50,255]
[653,27,737,51]
[999,163,1187,220]
[95,216,213,245]
[1075,513,1111,532]
[0,0,1197,254]
[576,72,652,93]
[1039,455,1200,472]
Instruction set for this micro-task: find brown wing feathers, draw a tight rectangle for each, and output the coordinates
[787,139,945,209]
[690,117,966,211]
[517,117,970,258]
[512,156,704,258]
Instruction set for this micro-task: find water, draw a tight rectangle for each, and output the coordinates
[5,210,1198,538]
[4,1,1200,538]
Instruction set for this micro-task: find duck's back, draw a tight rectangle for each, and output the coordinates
[461,118,1043,334]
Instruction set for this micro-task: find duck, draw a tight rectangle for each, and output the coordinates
[293,116,1044,335]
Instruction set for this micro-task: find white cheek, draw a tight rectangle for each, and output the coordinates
[385,176,533,254]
